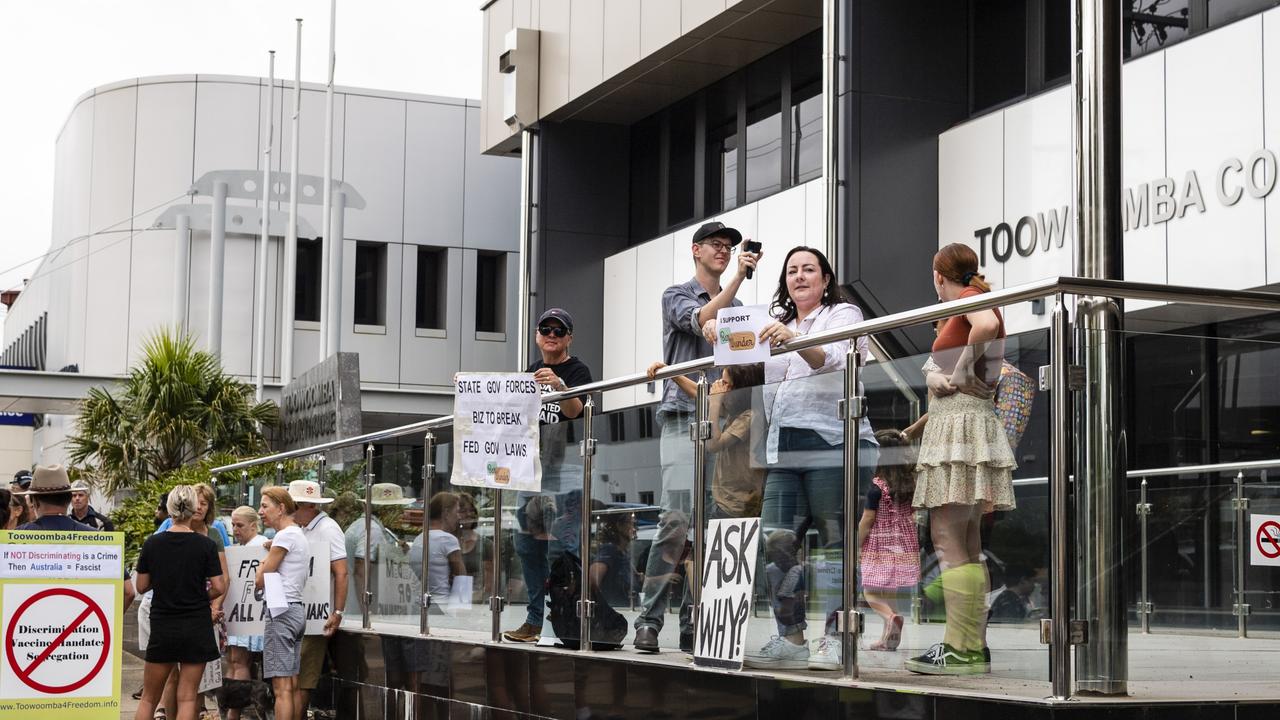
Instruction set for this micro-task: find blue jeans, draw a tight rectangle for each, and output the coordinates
[513,464,579,627]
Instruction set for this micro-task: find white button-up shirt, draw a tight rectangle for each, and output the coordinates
[763,302,875,464]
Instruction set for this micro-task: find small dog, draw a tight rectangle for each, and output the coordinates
[208,678,274,720]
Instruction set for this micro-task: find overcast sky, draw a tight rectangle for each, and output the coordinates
[0,0,482,321]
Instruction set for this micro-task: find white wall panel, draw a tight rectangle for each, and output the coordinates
[1002,86,1071,331]
[569,0,605,102]
[194,82,261,181]
[405,102,466,247]
[63,100,95,249]
[342,95,406,244]
[134,82,196,231]
[220,234,258,377]
[635,235,673,405]
[463,107,521,251]
[127,229,179,369]
[1165,16,1266,288]
[754,184,806,306]
[1120,52,1169,313]
[1264,8,1280,284]
[603,0,643,79]
[82,233,132,375]
[603,248,638,411]
[275,88,346,237]
[89,86,137,235]
[641,0,682,58]
[938,113,1005,290]
[803,180,825,254]
[670,224,698,285]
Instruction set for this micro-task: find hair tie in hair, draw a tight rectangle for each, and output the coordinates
[961,271,977,285]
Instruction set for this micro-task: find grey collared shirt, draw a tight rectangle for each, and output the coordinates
[660,276,743,415]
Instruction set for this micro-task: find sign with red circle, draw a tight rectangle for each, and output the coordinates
[4,587,111,694]
[1257,520,1280,560]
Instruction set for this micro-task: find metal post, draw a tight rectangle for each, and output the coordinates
[1233,471,1250,638]
[690,374,710,635]
[515,130,535,370]
[1072,0,1127,696]
[1137,478,1151,633]
[241,470,250,508]
[318,0,337,362]
[208,181,227,356]
[325,191,346,356]
[363,443,374,630]
[281,18,302,384]
[841,345,865,678]
[1050,295,1074,699]
[579,398,597,651]
[275,463,284,487]
[173,213,190,332]
[420,432,435,636]
[318,454,328,491]
[821,0,840,269]
[491,486,505,642]
[254,51,276,403]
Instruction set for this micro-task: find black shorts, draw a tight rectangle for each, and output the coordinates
[146,610,219,664]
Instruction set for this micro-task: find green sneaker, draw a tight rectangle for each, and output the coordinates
[904,643,990,675]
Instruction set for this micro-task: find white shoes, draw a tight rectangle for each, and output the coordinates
[807,635,842,671]
[744,635,809,669]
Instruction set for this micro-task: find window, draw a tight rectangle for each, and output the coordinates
[972,0,1027,112]
[631,117,661,240]
[790,32,823,185]
[667,99,697,226]
[475,251,506,334]
[1126,0,1190,58]
[705,74,740,214]
[353,242,386,327]
[295,238,322,322]
[611,493,627,503]
[415,246,447,331]
[609,412,627,442]
[1209,0,1279,26]
[745,52,783,204]
[638,491,655,506]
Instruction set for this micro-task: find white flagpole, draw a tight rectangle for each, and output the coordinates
[319,0,337,361]
[282,18,302,384]
[254,50,276,402]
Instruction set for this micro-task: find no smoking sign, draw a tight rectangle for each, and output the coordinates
[1,584,115,699]
[1250,514,1280,567]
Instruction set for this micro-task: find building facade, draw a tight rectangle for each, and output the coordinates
[2,74,521,464]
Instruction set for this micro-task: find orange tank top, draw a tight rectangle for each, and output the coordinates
[931,286,1005,385]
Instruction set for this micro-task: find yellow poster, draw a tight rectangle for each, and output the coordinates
[0,530,124,720]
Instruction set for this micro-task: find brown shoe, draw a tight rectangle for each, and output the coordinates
[502,622,540,643]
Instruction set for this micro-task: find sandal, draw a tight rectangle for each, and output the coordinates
[131,685,143,700]
[883,614,904,651]
[153,709,167,720]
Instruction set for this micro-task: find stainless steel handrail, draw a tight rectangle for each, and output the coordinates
[212,276,1280,475]
[1008,457,1280,486]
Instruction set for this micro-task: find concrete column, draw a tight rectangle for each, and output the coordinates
[208,181,228,356]
[1072,0,1127,696]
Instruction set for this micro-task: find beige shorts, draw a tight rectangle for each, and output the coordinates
[299,634,329,689]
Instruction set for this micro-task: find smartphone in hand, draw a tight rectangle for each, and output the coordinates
[743,240,762,279]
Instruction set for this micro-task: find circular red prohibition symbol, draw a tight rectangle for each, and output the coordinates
[1258,520,1280,560]
[4,587,111,694]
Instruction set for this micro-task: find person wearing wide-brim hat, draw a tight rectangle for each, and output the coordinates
[343,483,414,613]
[17,465,93,531]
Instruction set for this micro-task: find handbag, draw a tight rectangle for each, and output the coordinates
[993,360,1035,451]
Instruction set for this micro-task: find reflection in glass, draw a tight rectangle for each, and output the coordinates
[791,92,822,185]
[745,111,782,204]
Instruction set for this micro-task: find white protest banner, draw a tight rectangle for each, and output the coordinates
[376,541,417,616]
[223,538,330,635]
[451,373,543,491]
[0,530,124,720]
[693,518,761,670]
[303,539,331,635]
[714,304,771,366]
[224,545,267,636]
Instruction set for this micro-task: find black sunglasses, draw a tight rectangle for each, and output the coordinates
[537,326,569,337]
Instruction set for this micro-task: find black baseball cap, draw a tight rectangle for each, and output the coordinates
[537,308,574,332]
[13,470,32,489]
[692,221,742,247]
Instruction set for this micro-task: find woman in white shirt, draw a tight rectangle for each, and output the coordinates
[744,246,879,672]
[256,487,310,720]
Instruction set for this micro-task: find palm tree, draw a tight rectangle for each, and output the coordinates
[68,330,279,494]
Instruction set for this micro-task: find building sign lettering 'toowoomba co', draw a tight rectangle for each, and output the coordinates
[973,149,1279,265]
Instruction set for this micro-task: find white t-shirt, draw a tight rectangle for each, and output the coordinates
[304,512,348,563]
[425,529,461,597]
[271,525,311,603]
[243,534,268,548]
[345,518,389,562]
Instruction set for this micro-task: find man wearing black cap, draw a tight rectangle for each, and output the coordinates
[633,221,761,653]
[502,307,594,643]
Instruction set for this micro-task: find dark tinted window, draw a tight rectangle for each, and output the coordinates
[353,242,386,327]
[295,238,322,322]
[745,52,783,204]
[415,246,447,330]
[630,117,660,240]
[972,0,1027,111]
[1044,0,1071,85]
[705,73,740,214]
[475,251,506,334]
[1208,0,1278,26]
[1125,0,1189,59]
[667,99,697,226]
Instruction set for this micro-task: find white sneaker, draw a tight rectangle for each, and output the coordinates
[744,636,809,669]
[807,635,842,671]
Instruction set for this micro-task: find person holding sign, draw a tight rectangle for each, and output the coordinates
[289,480,349,719]
[504,307,593,644]
[744,246,878,672]
[636,221,760,654]
[256,487,311,720]
[133,485,226,720]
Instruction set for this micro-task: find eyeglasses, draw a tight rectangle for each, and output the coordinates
[699,240,734,254]
[537,326,569,338]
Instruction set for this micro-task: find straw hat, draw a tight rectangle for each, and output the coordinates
[287,479,333,505]
[17,464,72,495]
[369,483,413,506]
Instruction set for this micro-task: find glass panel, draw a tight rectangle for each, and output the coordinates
[744,53,782,204]
[705,74,739,214]
[668,100,696,227]
[972,0,1027,111]
[495,415,588,644]
[1125,0,1190,59]
[1209,0,1278,27]
[366,446,424,627]
[593,402,669,649]
[854,323,1052,688]
[789,30,822,186]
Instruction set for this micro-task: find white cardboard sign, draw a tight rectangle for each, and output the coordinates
[222,539,331,636]
[451,373,543,491]
[714,305,772,366]
[693,517,761,670]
